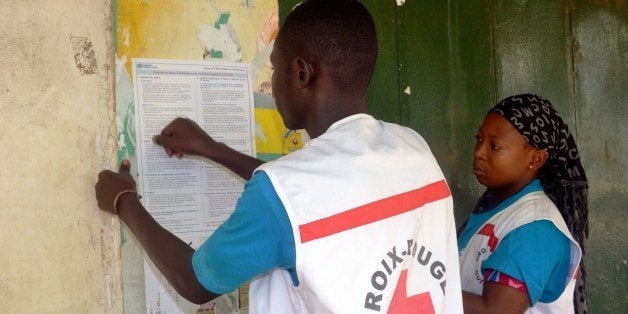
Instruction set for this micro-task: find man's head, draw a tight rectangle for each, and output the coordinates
[275,0,378,95]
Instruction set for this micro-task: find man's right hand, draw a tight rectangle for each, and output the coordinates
[154,117,264,180]
[153,117,218,159]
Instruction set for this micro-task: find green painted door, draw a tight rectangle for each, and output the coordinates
[278,1,627,311]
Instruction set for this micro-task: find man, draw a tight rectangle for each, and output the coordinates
[95,0,462,312]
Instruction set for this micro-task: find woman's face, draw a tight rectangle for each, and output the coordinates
[473,113,537,198]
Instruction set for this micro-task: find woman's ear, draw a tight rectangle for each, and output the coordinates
[528,148,548,171]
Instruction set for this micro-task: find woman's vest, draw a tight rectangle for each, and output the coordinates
[249,114,462,313]
[458,191,581,313]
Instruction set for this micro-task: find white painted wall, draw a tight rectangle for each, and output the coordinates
[0,1,121,312]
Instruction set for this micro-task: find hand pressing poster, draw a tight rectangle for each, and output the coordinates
[132,58,255,313]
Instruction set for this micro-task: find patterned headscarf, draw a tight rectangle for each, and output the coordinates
[490,94,589,313]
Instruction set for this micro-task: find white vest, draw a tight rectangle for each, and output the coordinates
[250,114,462,313]
[458,191,581,313]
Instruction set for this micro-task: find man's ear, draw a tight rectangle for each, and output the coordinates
[529,148,548,171]
[294,57,315,89]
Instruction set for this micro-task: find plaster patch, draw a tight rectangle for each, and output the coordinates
[70,36,97,75]
[404,86,411,95]
[396,0,406,6]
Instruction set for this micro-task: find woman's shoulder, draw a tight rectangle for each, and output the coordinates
[500,190,559,223]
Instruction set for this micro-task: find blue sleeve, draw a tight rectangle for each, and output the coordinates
[192,171,296,294]
[481,220,571,305]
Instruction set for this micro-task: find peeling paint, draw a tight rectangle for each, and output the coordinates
[198,12,242,62]
[70,36,97,75]
[396,0,406,6]
[255,121,267,143]
[122,27,130,47]
[404,86,411,94]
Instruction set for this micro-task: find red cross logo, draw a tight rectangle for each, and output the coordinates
[477,224,499,252]
[388,270,435,314]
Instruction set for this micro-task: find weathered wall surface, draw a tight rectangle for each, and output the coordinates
[0,1,121,312]
[115,1,281,312]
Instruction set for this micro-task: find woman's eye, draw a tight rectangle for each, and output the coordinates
[475,135,482,142]
[492,144,501,150]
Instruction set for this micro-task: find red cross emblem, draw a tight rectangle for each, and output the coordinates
[477,224,499,252]
[388,270,435,314]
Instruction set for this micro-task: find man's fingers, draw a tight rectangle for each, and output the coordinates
[98,170,113,180]
[154,135,180,158]
[119,159,131,174]
[153,134,167,147]
[164,147,174,157]
[161,125,174,136]
[155,126,175,144]
[153,134,178,154]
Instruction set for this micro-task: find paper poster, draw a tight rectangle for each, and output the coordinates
[132,58,255,313]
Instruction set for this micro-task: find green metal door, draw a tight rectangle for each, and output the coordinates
[278,1,627,311]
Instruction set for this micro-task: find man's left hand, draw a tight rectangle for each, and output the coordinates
[95,159,137,214]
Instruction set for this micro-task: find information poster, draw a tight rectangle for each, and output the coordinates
[132,58,255,313]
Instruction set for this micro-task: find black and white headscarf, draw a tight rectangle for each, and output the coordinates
[490,94,589,313]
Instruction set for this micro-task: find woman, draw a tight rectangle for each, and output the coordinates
[458,94,588,313]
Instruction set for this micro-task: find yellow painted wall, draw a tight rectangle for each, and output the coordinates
[115,1,284,312]
[0,1,121,312]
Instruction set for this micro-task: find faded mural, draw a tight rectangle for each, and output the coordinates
[115,0,301,313]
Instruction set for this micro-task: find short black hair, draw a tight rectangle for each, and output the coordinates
[276,0,378,94]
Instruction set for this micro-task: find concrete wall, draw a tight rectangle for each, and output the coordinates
[0,1,121,312]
